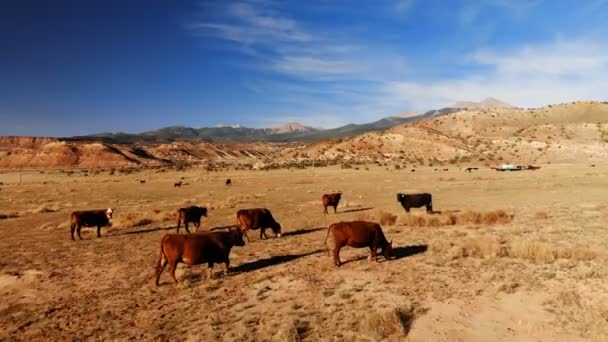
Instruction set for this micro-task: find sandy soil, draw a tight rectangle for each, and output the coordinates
[1,164,607,341]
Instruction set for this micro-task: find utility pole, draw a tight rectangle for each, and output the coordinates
[19,166,22,185]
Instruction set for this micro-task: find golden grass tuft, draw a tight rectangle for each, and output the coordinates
[359,307,414,339]
[398,209,513,227]
[432,237,601,263]
[113,209,175,228]
[355,210,397,226]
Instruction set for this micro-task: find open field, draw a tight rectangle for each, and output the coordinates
[1,164,608,341]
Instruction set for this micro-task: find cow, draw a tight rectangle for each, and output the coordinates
[174,181,182,187]
[397,193,433,213]
[70,208,114,240]
[464,167,479,172]
[139,179,146,184]
[176,206,208,233]
[322,192,342,214]
[324,221,393,267]
[226,178,232,187]
[154,228,245,286]
[236,208,281,241]
[411,169,416,172]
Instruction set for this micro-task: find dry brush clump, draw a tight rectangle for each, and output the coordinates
[397,209,513,227]
[359,307,415,340]
[113,208,175,228]
[355,210,398,226]
[432,237,601,263]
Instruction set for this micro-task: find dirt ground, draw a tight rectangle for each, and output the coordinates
[1,164,608,341]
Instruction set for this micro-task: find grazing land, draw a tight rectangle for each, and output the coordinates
[1,164,607,341]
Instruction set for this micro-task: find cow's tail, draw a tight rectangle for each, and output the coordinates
[156,235,169,272]
[324,224,334,256]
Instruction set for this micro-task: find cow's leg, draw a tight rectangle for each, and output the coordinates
[207,262,214,280]
[427,203,433,213]
[195,220,201,232]
[333,244,342,267]
[324,205,328,214]
[155,257,167,286]
[369,243,378,262]
[184,222,190,234]
[260,228,266,240]
[223,259,230,276]
[77,225,83,240]
[70,223,76,241]
[176,219,181,234]
[242,228,250,242]
[168,261,179,284]
[97,225,102,238]
[334,205,337,214]
[405,207,410,213]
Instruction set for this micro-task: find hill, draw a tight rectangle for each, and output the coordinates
[283,101,608,166]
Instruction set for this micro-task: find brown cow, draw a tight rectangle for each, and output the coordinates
[226,178,232,187]
[174,181,182,187]
[139,179,146,184]
[236,208,281,241]
[324,221,393,267]
[70,208,114,240]
[322,192,342,214]
[155,228,245,286]
[176,206,208,233]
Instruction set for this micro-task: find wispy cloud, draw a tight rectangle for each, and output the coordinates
[386,38,608,110]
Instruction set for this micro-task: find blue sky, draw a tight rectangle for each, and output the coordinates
[1,0,607,136]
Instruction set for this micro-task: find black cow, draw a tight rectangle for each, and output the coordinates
[397,193,432,213]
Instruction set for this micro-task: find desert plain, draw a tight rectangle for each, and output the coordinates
[1,163,608,341]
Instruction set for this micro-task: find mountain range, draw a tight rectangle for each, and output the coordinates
[67,108,461,143]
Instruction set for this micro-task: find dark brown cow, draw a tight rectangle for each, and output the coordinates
[324,221,393,267]
[226,178,232,186]
[236,208,281,241]
[322,192,342,214]
[176,206,208,233]
[397,193,433,213]
[174,181,182,187]
[139,179,146,184]
[70,208,114,240]
[155,229,245,286]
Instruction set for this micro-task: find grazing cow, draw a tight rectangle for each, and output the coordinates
[155,228,245,286]
[236,208,281,241]
[226,178,232,187]
[324,221,393,267]
[139,179,146,184]
[176,206,208,233]
[397,193,433,213]
[174,181,182,187]
[411,169,416,172]
[443,168,449,171]
[70,208,114,240]
[322,192,342,214]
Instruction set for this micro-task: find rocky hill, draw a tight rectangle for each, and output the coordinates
[283,101,608,166]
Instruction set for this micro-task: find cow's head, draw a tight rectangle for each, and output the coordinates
[272,222,282,238]
[106,208,114,219]
[382,240,394,260]
[229,227,246,246]
[397,193,405,202]
[200,207,208,217]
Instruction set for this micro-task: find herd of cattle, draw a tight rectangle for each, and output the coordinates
[68,187,434,286]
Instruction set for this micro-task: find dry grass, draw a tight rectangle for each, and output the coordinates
[359,307,415,339]
[113,208,175,228]
[356,209,398,226]
[432,237,601,263]
[534,211,550,220]
[398,209,513,227]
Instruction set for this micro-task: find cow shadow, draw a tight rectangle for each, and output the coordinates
[282,227,325,237]
[232,249,323,273]
[393,245,428,260]
[339,207,374,214]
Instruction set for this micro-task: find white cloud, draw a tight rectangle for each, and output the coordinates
[386,38,608,110]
